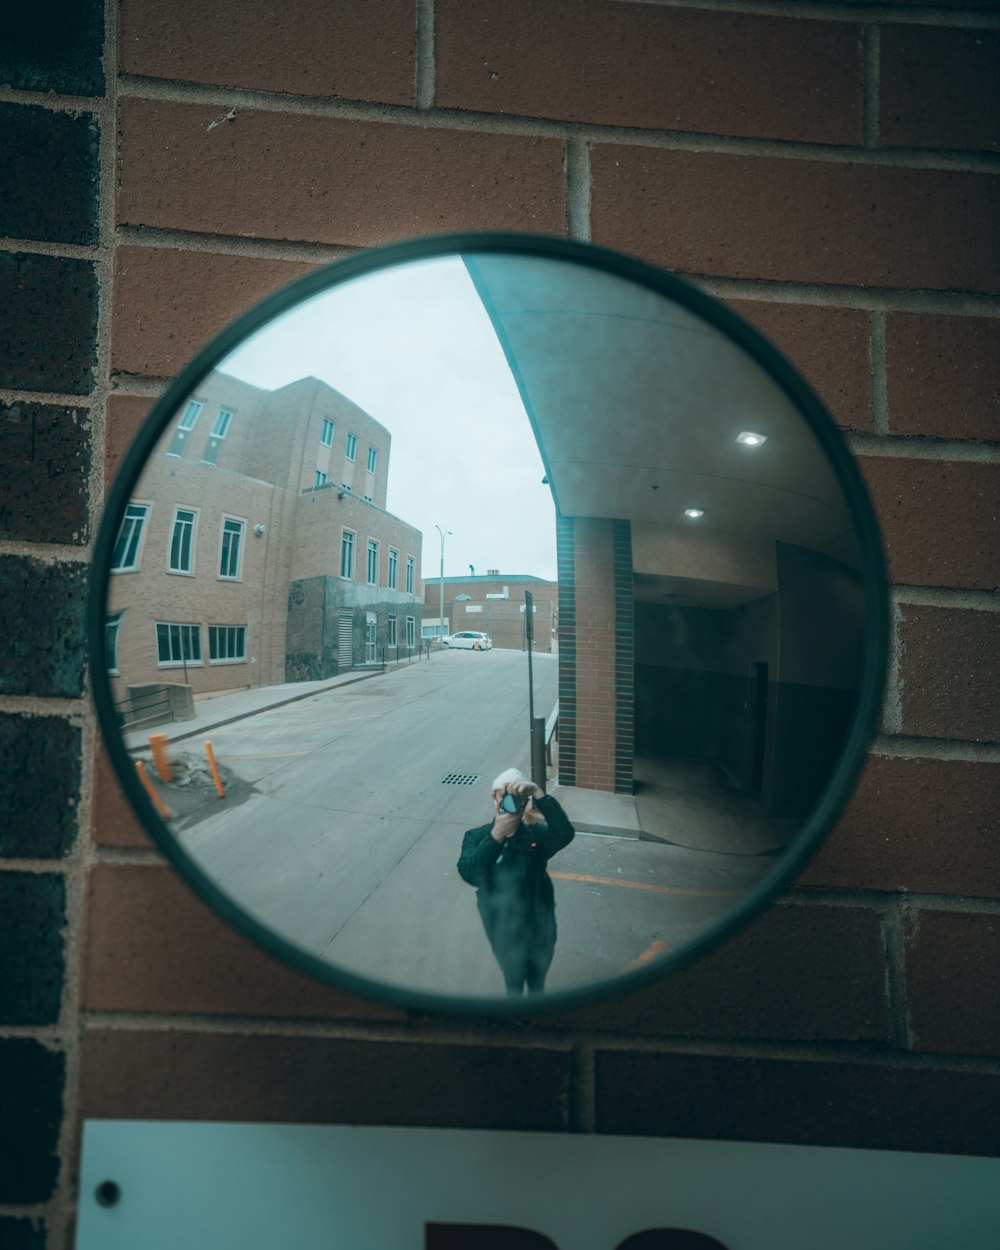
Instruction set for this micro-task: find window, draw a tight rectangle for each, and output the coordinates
[367,446,377,474]
[340,529,355,579]
[366,539,378,585]
[105,612,123,672]
[320,418,335,447]
[156,622,201,665]
[178,401,202,431]
[315,469,328,486]
[111,503,148,571]
[210,409,233,438]
[387,614,397,646]
[169,508,196,573]
[388,548,398,589]
[405,555,415,594]
[209,625,247,662]
[405,616,416,648]
[219,517,244,579]
[345,432,358,461]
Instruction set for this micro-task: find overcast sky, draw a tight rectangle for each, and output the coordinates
[222,255,557,581]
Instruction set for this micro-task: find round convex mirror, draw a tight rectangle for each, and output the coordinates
[90,234,887,1015]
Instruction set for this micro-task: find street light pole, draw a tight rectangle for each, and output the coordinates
[434,524,452,643]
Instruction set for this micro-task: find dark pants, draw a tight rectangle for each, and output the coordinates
[477,896,557,995]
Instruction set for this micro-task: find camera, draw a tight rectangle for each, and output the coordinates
[499,793,527,814]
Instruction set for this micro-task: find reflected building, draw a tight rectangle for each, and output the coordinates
[422,573,558,652]
[107,370,422,720]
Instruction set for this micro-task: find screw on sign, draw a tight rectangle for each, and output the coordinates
[426,1226,729,1249]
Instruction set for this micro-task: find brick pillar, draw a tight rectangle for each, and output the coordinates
[574,518,619,793]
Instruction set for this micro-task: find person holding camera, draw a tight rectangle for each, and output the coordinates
[457,767,575,996]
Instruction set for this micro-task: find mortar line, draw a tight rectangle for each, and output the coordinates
[565,138,592,242]
[415,0,435,110]
[609,0,1000,28]
[881,599,904,735]
[848,431,1000,461]
[873,733,1000,761]
[892,586,1000,610]
[883,897,915,1049]
[113,76,1000,173]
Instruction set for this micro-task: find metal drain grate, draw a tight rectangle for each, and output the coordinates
[441,773,480,786]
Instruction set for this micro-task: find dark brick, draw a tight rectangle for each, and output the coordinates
[898,605,1000,742]
[0,253,98,394]
[730,300,872,432]
[549,904,891,1042]
[0,103,99,244]
[801,755,1000,897]
[437,0,863,145]
[0,1219,46,1250]
[0,872,65,1024]
[0,402,91,545]
[82,863,402,1019]
[881,26,1000,153]
[117,99,566,246]
[858,457,999,590]
[594,1051,1000,1155]
[0,1041,64,1203]
[120,0,415,105]
[0,715,81,858]
[0,1,104,95]
[591,146,1000,293]
[111,247,317,379]
[81,1029,571,1131]
[886,313,1000,441]
[906,910,1000,1056]
[0,556,88,698]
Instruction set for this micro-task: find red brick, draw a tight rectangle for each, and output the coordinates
[82,863,401,1019]
[905,910,1000,1055]
[730,300,873,432]
[594,1050,1000,1154]
[880,26,1000,153]
[437,0,862,145]
[886,313,1000,441]
[120,0,416,106]
[117,99,566,246]
[550,904,891,1042]
[112,246,318,379]
[898,605,1000,741]
[590,146,1000,293]
[801,754,1000,896]
[81,1028,571,1130]
[91,742,154,849]
[858,457,999,589]
[104,393,154,493]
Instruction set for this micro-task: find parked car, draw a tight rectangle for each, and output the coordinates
[441,631,493,650]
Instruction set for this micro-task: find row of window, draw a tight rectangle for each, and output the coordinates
[319,417,377,472]
[340,532,414,591]
[113,504,245,579]
[105,616,247,673]
[312,472,373,503]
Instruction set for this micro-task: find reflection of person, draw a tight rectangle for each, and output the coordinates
[457,768,575,996]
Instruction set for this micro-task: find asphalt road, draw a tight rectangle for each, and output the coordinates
[168,648,772,1000]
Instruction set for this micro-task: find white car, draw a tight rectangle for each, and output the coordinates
[441,631,493,650]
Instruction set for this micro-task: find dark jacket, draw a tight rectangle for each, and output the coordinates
[457,794,575,915]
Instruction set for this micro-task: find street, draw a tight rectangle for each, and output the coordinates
[167,649,771,999]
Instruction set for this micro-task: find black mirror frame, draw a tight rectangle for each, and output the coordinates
[88,232,889,1017]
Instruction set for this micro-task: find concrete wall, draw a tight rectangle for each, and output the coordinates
[2,3,999,1246]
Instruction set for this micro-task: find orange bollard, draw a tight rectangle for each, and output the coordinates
[149,732,171,782]
[135,760,173,819]
[204,740,225,798]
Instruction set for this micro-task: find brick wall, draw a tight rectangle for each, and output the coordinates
[1,1,998,1245]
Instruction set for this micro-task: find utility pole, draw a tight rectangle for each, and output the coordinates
[434,524,452,643]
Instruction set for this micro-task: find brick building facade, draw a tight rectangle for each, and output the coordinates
[423,572,557,652]
[108,368,422,714]
[2,3,998,1246]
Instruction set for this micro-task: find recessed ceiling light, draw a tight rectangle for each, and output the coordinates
[737,431,767,446]
[684,508,705,519]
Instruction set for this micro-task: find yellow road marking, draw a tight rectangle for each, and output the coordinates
[549,871,745,898]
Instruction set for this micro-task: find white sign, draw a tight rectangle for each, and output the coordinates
[76,1123,1000,1250]
[464,604,483,613]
